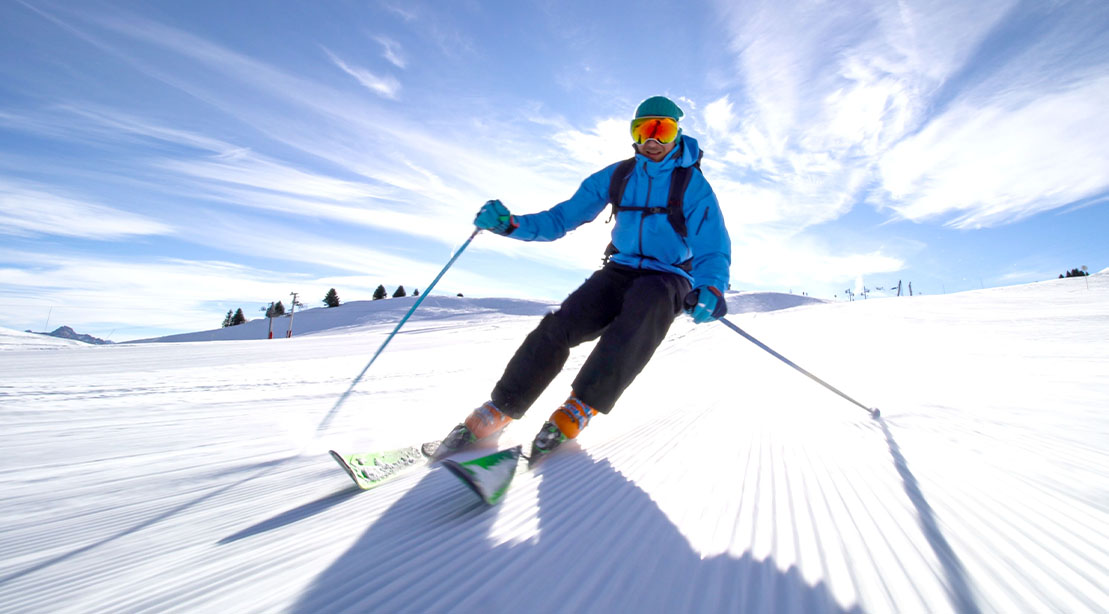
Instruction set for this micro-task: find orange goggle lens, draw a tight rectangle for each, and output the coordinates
[630,117,679,145]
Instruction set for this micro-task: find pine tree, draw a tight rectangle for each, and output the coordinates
[324,288,340,307]
[230,308,246,326]
[222,309,234,328]
[273,301,286,316]
[373,285,388,300]
[392,285,406,298]
[413,288,419,296]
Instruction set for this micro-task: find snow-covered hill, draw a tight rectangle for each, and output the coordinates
[1,279,1106,613]
[128,296,561,343]
[0,327,90,351]
[129,291,824,344]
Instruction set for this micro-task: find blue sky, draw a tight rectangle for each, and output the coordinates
[2,0,1107,341]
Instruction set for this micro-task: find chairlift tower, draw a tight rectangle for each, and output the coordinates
[286,292,304,338]
[260,305,275,339]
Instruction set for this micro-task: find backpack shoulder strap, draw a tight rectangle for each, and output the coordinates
[665,150,702,238]
[608,157,638,209]
[602,157,637,264]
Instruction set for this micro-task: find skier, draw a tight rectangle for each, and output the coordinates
[438,96,731,464]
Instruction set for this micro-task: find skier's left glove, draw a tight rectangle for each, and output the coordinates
[474,199,518,235]
[684,286,727,324]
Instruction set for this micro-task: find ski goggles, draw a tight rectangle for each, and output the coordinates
[630,116,680,145]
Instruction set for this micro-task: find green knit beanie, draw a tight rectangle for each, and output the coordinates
[634,96,684,121]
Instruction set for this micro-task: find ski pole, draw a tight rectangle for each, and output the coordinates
[718,316,880,419]
[316,228,482,433]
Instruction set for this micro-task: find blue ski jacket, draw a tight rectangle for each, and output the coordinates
[509,135,731,291]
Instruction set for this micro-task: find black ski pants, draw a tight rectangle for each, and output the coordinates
[491,263,690,416]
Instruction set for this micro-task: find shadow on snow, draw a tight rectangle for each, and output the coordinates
[878,418,981,614]
[219,486,362,545]
[291,450,861,613]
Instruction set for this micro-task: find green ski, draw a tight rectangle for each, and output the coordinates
[330,442,438,490]
[441,446,524,505]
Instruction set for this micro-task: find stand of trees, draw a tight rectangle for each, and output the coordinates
[1060,268,1089,278]
[222,284,440,328]
[222,308,246,327]
[372,285,420,299]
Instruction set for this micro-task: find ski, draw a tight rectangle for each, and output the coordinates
[332,428,562,502]
[330,440,440,490]
[440,446,524,505]
[441,423,579,505]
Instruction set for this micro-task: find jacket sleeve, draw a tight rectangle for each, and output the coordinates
[508,166,614,242]
[684,176,732,291]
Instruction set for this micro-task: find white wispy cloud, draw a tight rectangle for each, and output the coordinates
[68,14,536,224]
[86,11,387,130]
[878,76,1109,228]
[552,117,635,170]
[58,105,238,153]
[730,235,905,294]
[323,47,401,99]
[158,151,392,202]
[374,35,407,69]
[708,0,1038,229]
[703,0,1109,293]
[380,2,418,23]
[0,250,322,337]
[0,105,244,162]
[701,97,735,137]
[0,178,171,239]
[4,15,603,275]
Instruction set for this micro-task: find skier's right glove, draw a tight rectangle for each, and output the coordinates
[474,199,518,235]
[683,286,727,324]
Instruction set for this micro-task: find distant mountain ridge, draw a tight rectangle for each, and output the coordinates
[34,326,113,345]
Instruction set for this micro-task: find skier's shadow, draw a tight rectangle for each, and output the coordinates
[292,450,859,613]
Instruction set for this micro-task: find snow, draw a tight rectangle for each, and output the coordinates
[0,328,90,351]
[131,296,562,343]
[1,277,1106,613]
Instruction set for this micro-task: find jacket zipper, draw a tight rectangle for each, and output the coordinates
[639,162,651,260]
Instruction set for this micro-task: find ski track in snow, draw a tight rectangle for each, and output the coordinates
[1,283,1107,613]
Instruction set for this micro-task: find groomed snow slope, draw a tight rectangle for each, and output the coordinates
[0,280,1106,613]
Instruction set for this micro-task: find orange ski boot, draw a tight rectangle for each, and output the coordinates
[529,395,597,466]
[434,401,514,459]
